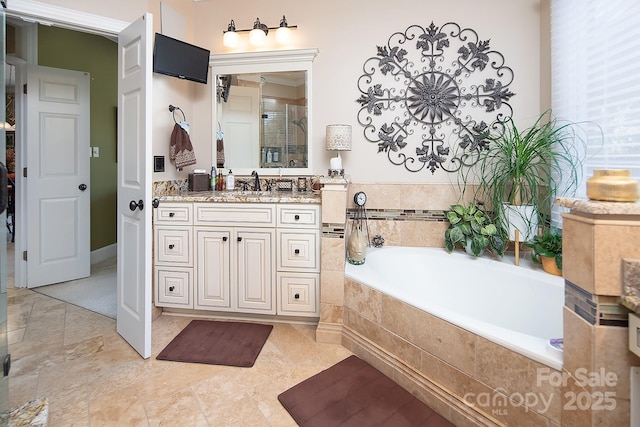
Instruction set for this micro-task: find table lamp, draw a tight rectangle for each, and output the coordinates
[326,124,352,177]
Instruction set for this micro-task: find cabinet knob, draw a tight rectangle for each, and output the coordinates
[237,236,243,242]
[168,244,175,249]
[294,293,300,299]
[169,286,175,292]
[222,236,228,242]
[294,249,300,254]
[169,212,175,217]
[294,214,300,220]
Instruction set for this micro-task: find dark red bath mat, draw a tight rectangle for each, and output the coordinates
[156,320,272,367]
[278,355,455,426]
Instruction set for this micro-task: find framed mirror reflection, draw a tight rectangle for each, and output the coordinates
[211,49,318,176]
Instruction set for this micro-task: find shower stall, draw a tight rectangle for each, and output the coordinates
[260,98,307,168]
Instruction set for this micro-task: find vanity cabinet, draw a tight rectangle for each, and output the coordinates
[154,201,320,318]
[153,203,194,309]
[276,205,320,316]
[194,202,276,314]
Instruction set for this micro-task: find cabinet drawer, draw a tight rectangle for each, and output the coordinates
[277,205,319,228]
[194,203,275,227]
[278,230,319,271]
[154,203,192,225]
[155,267,193,308]
[277,272,319,316]
[155,227,192,265]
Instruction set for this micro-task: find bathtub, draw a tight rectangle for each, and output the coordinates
[344,246,564,370]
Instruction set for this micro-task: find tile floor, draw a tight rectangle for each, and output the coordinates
[7,280,353,426]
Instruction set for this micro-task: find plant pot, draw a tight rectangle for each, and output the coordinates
[541,256,562,276]
[504,204,538,242]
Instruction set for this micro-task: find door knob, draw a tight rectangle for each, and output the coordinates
[168,244,174,249]
[129,199,144,211]
[152,198,160,208]
[237,236,243,242]
[294,293,300,299]
[222,236,228,242]
[169,286,174,292]
[294,249,300,254]
[79,183,87,191]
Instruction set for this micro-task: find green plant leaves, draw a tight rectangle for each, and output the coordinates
[444,202,506,257]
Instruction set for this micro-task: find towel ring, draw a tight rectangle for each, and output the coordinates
[168,105,186,124]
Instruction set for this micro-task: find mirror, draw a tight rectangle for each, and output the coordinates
[211,49,319,176]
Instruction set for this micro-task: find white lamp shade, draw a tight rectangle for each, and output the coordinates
[223,31,240,48]
[326,124,352,151]
[275,26,291,45]
[249,28,267,46]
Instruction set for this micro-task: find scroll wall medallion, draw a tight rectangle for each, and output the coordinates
[356,22,515,174]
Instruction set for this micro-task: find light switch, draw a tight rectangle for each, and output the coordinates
[92,147,100,157]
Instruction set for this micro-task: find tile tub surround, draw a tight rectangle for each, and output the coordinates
[342,279,563,426]
[557,197,640,426]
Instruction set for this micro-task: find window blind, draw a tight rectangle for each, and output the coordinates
[551,0,640,227]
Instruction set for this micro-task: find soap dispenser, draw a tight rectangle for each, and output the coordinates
[226,169,235,190]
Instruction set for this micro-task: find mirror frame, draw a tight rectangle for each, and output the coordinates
[210,48,319,176]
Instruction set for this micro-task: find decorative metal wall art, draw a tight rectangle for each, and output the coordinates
[356,21,515,174]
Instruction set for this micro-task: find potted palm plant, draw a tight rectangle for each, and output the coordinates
[525,228,562,276]
[471,110,591,242]
[444,203,507,257]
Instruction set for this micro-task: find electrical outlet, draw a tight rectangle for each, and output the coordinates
[92,146,100,157]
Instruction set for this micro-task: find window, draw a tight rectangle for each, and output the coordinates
[551,0,640,226]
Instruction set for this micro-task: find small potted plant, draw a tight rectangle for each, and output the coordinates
[444,203,507,257]
[524,228,562,276]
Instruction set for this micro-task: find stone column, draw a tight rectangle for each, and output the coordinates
[316,177,349,343]
[558,198,640,425]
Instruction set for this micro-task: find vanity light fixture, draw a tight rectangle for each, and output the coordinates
[223,15,297,48]
[249,18,268,46]
[326,124,352,177]
[223,20,240,48]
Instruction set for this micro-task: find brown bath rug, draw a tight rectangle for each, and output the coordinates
[156,320,273,367]
[278,355,454,427]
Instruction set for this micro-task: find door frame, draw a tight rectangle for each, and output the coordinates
[5,2,128,287]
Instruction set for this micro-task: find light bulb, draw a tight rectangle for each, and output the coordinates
[275,26,291,45]
[249,28,267,46]
[223,31,240,48]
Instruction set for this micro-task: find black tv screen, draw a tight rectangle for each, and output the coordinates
[153,33,210,84]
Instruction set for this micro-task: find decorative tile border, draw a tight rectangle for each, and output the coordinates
[346,208,447,222]
[322,223,345,239]
[565,280,628,327]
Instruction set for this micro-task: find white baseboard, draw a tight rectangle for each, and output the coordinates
[91,243,116,265]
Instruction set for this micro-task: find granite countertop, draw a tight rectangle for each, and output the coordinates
[620,258,640,315]
[158,189,321,204]
[556,197,640,215]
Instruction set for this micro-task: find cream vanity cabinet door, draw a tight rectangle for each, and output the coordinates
[153,203,193,308]
[235,228,276,314]
[276,205,320,317]
[194,203,276,315]
[194,228,231,310]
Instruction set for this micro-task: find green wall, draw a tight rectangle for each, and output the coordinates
[38,25,117,251]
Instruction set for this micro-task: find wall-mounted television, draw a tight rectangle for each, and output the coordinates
[153,33,210,84]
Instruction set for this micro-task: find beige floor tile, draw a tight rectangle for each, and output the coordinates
[8,283,354,425]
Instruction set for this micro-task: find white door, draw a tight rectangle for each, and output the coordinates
[221,85,259,168]
[116,13,152,358]
[25,65,91,288]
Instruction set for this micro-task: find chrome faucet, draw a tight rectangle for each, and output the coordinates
[251,170,261,191]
